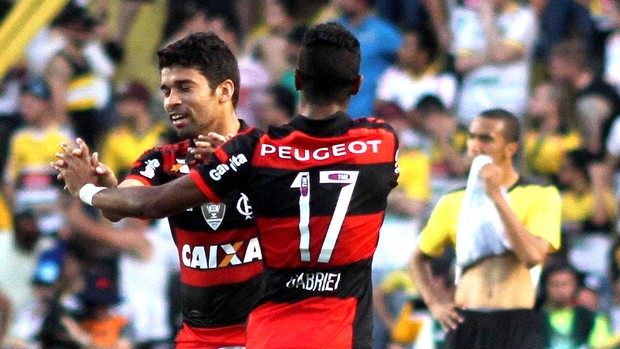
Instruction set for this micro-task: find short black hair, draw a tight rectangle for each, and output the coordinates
[157,32,240,107]
[298,22,360,104]
[478,108,521,144]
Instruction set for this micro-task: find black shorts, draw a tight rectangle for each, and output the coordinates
[444,308,544,349]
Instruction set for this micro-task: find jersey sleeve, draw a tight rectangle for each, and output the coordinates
[526,185,561,252]
[417,195,455,257]
[189,130,261,203]
[124,148,166,186]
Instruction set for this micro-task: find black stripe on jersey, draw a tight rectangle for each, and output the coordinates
[182,274,263,328]
[257,258,372,305]
[167,189,255,232]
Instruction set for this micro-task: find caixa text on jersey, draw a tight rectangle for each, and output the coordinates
[181,237,262,269]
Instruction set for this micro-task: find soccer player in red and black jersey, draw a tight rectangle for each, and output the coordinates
[58,23,399,349]
[58,33,263,349]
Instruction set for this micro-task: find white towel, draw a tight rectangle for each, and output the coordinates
[455,155,511,283]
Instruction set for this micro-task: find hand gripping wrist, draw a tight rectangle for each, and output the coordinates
[78,183,105,206]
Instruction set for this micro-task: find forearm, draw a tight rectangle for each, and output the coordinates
[437,140,469,176]
[590,163,614,225]
[410,249,442,308]
[68,202,148,257]
[492,194,547,265]
[92,187,175,219]
[89,177,206,219]
[373,289,394,328]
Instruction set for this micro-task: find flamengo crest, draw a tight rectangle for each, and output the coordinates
[201,203,226,230]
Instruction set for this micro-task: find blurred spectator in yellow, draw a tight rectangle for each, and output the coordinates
[100,80,167,179]
[524,82,581,184]
[2,78,72,238]
[558,149,617,309]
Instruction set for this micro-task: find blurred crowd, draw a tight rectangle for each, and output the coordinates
[1,0,620,348]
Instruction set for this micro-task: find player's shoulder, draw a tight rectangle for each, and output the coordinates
[511,176,558,192]
[439,186,466,204]
[157,139,191,153]
[354,116,399,136]
[135,139,191,160]
[226,126,264,148]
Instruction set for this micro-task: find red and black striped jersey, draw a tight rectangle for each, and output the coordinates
[125,123,263,336]
[190,112,399,349]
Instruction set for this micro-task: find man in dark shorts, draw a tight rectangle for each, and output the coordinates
[410,109,561,349]
[58,22,400,349]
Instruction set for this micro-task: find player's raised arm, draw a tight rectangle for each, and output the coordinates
[58,142,207,219]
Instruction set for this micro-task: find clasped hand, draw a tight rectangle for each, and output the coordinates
[52,138,101,197]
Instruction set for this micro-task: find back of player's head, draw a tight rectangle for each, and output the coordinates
[297,22,361,104]
[478,108,521,144]
[157,32,240,107]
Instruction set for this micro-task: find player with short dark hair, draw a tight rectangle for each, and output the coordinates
[58,22,399,349]
[410,109,561,349]
[57,32,262,349]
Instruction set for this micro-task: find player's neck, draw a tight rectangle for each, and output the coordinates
[201,111,240,136]
[502,166,519,188]
[298,102,348,120]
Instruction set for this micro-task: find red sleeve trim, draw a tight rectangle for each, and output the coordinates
[189,169,222,203]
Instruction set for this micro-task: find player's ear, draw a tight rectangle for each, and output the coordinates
[506,141,518,158]
[350,75,362,95]
[218,80,235,103]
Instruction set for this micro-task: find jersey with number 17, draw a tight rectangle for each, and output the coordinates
[189,112,399,349]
